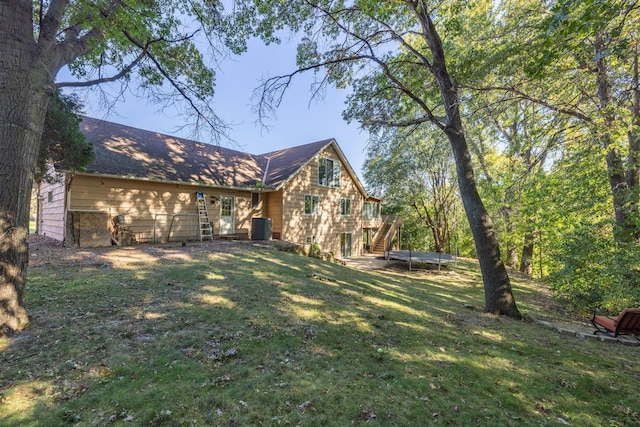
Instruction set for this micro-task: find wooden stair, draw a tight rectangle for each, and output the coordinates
[370,215,402,254]
[372,222,392,254]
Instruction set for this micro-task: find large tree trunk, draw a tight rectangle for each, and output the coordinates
[415,1,521,318]
[446,127,521,318]
[0,0,53,334]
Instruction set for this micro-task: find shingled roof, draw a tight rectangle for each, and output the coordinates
[76,117,357,192]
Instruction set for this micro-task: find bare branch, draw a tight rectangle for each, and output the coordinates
[254,0,444,130]
[121,30,227,138]
[56,50,147,88]
[465,83,593,123]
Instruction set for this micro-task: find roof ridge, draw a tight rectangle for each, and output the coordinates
[80,115,263,160]
[259,138,334,158]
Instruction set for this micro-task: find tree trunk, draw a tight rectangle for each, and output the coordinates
[519,233,534,275]
[0,0,53,334]
[506,246,519,270]
[416,2,521,318]
[595,33,639,242]
[501,207,518,269]
[626,41,640,241]
[446,127,522,318]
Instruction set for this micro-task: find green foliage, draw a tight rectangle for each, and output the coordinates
[364,126,461,253]
[31,0,250,134]
[36,90,94,183]
[550,221,640,314]
[240,0,639,312]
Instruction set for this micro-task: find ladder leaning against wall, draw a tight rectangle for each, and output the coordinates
[196,192,213,241]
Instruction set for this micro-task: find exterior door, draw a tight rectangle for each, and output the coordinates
[220,195,235,235]
[340,232,352,258]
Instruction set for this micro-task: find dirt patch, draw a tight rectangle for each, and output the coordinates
[28,234,253,268]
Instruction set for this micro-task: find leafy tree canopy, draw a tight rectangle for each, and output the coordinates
[36,90,94,183]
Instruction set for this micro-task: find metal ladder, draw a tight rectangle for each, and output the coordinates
[196,192,213,241]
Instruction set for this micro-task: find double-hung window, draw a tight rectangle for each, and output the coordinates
[304,195,319,215]
[340,198,352,216]
[318,157,341,187]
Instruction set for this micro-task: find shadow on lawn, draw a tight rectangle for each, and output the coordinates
[1,245,639,426]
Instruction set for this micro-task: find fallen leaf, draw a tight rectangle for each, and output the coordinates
[362,408,376,421]
[298,401,315,413]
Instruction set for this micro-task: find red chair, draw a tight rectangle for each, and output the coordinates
[591,308,640,340]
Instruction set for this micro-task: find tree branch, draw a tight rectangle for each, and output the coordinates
[56,50,147,88]
[465,83,593,123]
[38,0,69,49]
[254,0,444,130]
[121,30,226,136]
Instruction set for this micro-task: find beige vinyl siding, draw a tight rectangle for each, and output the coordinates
[281,146,364,256]
[68,175,260,243]
[38,180,66,241]
[264,190,283,239]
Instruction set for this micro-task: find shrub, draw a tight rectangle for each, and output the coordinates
[549,221,640,314]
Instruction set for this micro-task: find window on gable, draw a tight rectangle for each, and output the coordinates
[340,198,352,216]
[333,160,341,187]
[304,195,319,215]
[318,157,341,187]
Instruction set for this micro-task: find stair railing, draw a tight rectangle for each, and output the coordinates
[382,215,402,258]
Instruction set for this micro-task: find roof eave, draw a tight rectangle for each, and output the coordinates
[326,140,368,198]
[65,171,274,193]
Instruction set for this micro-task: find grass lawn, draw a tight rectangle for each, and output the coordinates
[1,243,638,426]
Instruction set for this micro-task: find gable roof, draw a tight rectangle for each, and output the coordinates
[260,139,333,188]
[80,117,266,189]
[75,116,366,195]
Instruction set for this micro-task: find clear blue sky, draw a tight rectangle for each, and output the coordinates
[64,37,370,183]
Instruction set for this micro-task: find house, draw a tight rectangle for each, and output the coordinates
[37,117,398,257]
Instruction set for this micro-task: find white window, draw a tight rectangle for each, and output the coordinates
[47,191,53,203]
[364,202,380,219]
[304,195,319,215]
[251,192,260,209]
[340,198,352,216]
[318,157,341,187]
[305,235,316,244]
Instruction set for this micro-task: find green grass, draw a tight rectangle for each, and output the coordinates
[1,244,638,426]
